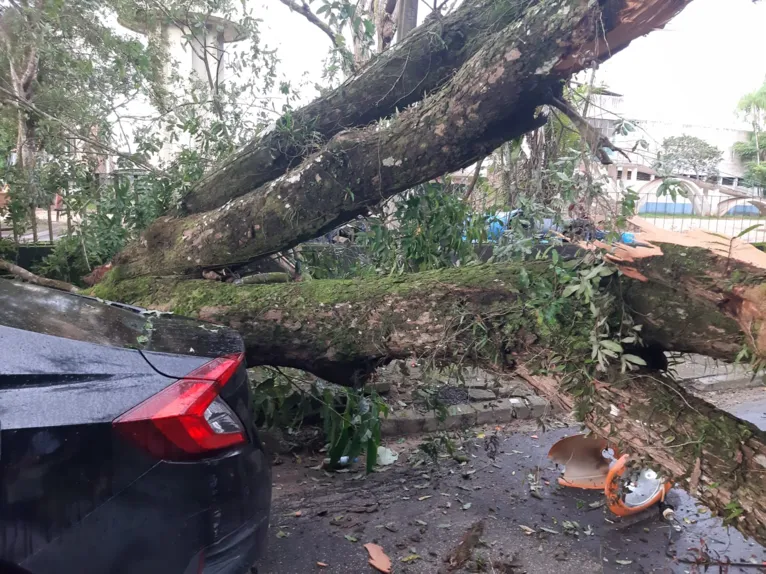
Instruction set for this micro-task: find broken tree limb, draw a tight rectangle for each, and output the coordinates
[99,221,765,378]
[0,259,78,293]
[181,0,693,217]
[95,222,766,541]
[601,217,766,361]
[179,0,530,215]
[118,0,693,278]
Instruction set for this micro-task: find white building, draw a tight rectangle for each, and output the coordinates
[584,92,766,243]
[587,92,753,188]
[115,10,246,164]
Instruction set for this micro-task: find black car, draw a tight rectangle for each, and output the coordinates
[0,278,271,574]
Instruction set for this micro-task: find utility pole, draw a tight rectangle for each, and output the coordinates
[395,0,417,42]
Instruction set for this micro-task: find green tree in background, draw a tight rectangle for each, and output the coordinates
[658,134,722,180]
[734,81,766,190]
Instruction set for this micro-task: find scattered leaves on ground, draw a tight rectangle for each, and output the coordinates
[364,543,392,573]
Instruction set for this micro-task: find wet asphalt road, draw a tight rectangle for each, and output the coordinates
[732,397,766,431]
[256,421,766,573]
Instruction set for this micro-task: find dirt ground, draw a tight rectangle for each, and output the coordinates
[256,420,766,574]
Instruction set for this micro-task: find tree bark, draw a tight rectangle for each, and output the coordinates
[119,0,693,278]
[180,0,525,215]
[99,225,766,382]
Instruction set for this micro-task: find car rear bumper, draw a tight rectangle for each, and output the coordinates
[200,511,270,574]
[12,442,271,574]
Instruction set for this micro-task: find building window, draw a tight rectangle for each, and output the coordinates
[636,171,651,181]
[616,168,623,180]
[626,170,632,181]
[722,177,735,186]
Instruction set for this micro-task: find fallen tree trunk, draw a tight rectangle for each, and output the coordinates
[179,0,533,215]
[92,225,766,544]
[116,0,692,277]
[179,0,681,216]
[100,224,766,380]
[604,218,766,361]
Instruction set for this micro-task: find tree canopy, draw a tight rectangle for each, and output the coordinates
[659,134,723,179]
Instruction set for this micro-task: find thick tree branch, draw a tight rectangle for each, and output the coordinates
[96,225,766,544]
[179,0,536,215]
[119,0,692,278]
[102,226,766,380]
[279,0,339,50]
[0,260,77,293]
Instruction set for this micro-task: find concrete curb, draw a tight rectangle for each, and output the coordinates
[687,373,765,393]
[380,396,548,437]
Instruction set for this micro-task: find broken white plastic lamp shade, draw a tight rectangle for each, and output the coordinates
[605,455,672,517]
[377,446,399,466]
[548,434,619,490]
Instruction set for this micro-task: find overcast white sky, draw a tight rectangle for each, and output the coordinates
[256,0,766,129]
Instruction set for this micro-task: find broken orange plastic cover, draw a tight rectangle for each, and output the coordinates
[605,454,672,517]
[548,434,620,490]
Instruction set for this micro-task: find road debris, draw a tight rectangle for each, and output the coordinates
[445,520,484,571]
[377,446,399,466]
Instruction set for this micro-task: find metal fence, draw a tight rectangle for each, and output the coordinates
[0,195,71,246]
[633,190,766,245]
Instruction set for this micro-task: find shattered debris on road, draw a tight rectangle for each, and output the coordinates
[258,420,766,573]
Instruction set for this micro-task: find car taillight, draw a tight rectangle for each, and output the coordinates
[114,353,247,460]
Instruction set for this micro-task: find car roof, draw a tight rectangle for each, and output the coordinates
[0,279,244,363]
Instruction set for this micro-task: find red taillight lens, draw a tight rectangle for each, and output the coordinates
[114,353,247,460]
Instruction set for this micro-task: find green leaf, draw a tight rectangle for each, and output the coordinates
[562,283,579,298]
[344,534,358,543]
[599,340,624,353]
[622,354,647,366]
[736,223,762,239]
[136,335,148,344]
